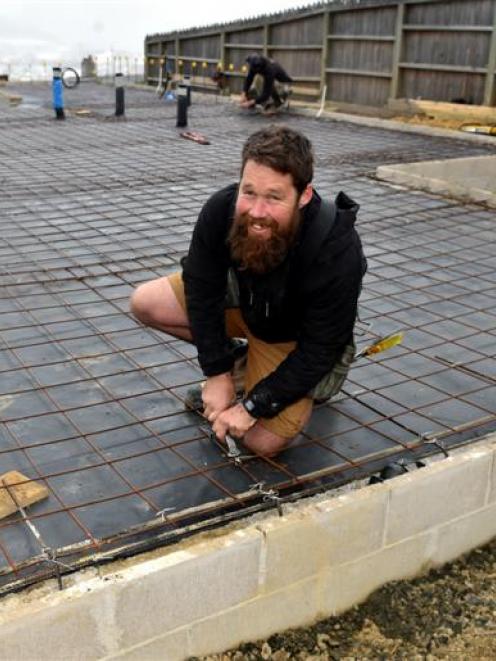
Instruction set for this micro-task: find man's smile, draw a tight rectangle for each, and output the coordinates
[248,222,272,238]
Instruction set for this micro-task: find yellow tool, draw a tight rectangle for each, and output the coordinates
[460,124,496,136]
[356,331,405,359]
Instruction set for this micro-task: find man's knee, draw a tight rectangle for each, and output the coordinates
[129,275,190,334]
[243,424,293,457]
[129,282,153,324]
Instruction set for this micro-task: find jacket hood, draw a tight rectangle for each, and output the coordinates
[298,190,359,262]
[328,190,360,254]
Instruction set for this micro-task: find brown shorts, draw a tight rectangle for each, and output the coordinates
[168,271,312,439]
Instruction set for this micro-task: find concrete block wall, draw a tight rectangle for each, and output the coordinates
[0,434,495,661]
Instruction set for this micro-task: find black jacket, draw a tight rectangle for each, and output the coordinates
[182,184,366,418]
[243,55,293,105]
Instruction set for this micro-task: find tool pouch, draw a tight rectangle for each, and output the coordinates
[310,342,356,403]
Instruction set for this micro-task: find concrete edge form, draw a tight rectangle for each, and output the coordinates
[0,434,495,660]
[376,155,496,208]
[292,105,496,146]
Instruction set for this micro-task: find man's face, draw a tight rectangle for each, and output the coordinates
[229,160,312,273]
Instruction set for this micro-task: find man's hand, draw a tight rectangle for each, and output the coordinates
[202,373,236,423]
[239,93,255,108]
[212,402,257,442]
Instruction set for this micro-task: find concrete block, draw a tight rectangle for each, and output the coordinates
[115,531,262,649]
[488,444,496,504]
[258,512,328,592]
[313,487,388,566]
[385,450,491,545]
[320,531,436,616]
[0,591,109,660]
[432,503,496,567]
[188,575,321,658]
[105,627,189,661]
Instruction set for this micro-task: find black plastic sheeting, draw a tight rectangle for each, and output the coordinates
[1,83,495,594]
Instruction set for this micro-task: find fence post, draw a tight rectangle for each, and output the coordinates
[52,67,65,120]
[320,9,330,102]
[115,72,125,116]
[390,1,405,101]
[157,58,164,94]
[483,5,496,106]
[263,23,269,57]
[175,38,180,77]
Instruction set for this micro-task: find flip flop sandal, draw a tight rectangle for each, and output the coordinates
[180,130,211,144]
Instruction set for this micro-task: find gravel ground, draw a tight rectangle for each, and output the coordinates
[191,537,496,660]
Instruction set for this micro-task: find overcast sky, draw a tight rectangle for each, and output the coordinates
[0,0,322,64]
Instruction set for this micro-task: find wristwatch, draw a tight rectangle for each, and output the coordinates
[242,391,282,419]
[241,396,258,417]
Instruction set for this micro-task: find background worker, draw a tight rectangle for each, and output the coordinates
[239,54,293,111]
[130,126,366,457]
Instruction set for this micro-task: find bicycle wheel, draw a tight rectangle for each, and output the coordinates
[62,68,80,89]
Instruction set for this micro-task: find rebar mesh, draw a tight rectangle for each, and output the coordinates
[1,83,495,594]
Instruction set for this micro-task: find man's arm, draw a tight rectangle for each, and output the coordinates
[243,244,364,418]
[183,190,239,421]
[243,67,255,94]
[182,189,235,377]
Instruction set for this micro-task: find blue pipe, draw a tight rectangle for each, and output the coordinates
[52,67,65,119]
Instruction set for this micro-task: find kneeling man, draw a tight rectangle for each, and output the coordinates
[130,126,366,456]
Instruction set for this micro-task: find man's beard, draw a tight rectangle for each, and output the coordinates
[228,208,300,274]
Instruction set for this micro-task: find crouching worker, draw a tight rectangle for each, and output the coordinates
[130,126,367,457]
[240,54,292,111]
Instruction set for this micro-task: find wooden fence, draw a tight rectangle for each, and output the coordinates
[144,0,496,107]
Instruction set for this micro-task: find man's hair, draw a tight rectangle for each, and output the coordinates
[245,53,264,67]
[241,126,314,194]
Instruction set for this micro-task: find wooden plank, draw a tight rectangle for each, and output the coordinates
[329,35,395,42]
[403,29,491,70]
[403,25,493,32]
[225,43,266,50]
[326,72,391,106]
[331,5,397,37]
[167,55,219,64]
[269,44,322,50]
[389,97,496,121]
[399,62,487,74]
[223,72,320,82]
[405,0,494,28]
[0,471,49,520]
[401,69,486,104]
[270,14,323,45]
[326,67,392,78]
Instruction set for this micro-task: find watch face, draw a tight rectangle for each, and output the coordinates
[243,398,255,414]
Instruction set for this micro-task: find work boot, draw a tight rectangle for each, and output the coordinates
[185,339,248,412]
